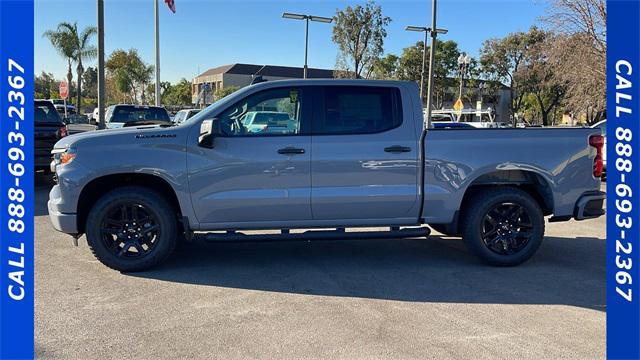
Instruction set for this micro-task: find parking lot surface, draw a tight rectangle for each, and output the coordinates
[35,174,605,359]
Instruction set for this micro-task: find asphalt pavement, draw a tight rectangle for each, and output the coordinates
[34,173,606,359]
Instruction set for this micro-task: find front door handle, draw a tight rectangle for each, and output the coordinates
[384,145,412,153]
[278,147,305,155]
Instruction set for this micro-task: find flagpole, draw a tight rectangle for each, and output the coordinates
[154,0,160,106]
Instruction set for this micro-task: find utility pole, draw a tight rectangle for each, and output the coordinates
[97,0,105,129]
[282,12,333,79]
[304,17,309,78]
[405,26,434,103]
[154,0,161,106]
[424,0,447,129]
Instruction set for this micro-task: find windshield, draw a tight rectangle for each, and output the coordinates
[109,106,171,123]
[181,84,256,127]
[34,101,63,123]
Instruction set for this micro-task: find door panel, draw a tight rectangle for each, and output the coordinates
[188,136,311,224]
[187,86,312,225]
[311,86,419,221]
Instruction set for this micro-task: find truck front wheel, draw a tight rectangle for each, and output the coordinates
[85,186,178,272]
[461,187,545,266]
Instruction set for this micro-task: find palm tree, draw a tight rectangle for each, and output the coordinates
[43,26,75,101]
[44,22,96,111]
[131,63,154,104]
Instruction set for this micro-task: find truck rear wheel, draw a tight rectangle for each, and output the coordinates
[85,186,177,272]
[461,187,544,266]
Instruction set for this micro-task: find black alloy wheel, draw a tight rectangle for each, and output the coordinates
[100,202,160,259]
[480,202,533,255]
[461,187,545,266]
[86,186,178,272]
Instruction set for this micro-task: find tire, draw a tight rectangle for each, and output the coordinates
[460,187,545,266]
[85,186,178,272]
[428,224,460,237]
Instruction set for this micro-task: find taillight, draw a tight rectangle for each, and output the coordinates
[58,125,68,138]
[589,134,604,178]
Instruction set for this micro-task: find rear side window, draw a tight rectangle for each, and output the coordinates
[111,106,171,123]
[317,86,402,135]
[34,101,62,123]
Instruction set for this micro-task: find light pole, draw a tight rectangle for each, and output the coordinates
[154,0,160,106]
[424,0,447,129]
[405,26,430,103]
[282,12,333,79]
[457,52,471,100]
[97,0,105,129]
[477,81,486,122]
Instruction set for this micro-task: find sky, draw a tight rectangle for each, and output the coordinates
[35,0,548,83]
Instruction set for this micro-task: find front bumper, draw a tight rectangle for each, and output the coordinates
[48,185,78,234]
[574,190,606,220]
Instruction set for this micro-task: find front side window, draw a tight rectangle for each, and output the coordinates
[317,86,402,135]
[217,87,303,136]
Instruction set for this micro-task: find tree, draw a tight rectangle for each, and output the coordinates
[130,62,154,104]
[543,0,606,123]
[371,54,399,79]
[214,86,240,101]
[34,72,58,99]
[82,66,97,99]
[44,22,96,110]
[518,33,565,126]
[480,27,546,119]
[332,1,391,78]
[397,41,424,82]
[43,25,76,101]
[162,79,193,106]
[396,40,462,106]
[106,49,153,104]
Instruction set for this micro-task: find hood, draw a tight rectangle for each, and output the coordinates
[53,124,180,150]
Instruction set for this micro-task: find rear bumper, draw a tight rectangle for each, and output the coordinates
[574,190,606,220]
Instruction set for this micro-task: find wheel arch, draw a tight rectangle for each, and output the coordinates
[439,169,555,235]
[461,169,555,216]
[76,173,183,234]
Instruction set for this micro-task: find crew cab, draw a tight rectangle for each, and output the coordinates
[48,80,605,271]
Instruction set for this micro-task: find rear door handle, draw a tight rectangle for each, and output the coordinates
[278,147,305,155]
[384,145,412,153]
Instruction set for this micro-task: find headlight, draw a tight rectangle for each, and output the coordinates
[52,147,76,166]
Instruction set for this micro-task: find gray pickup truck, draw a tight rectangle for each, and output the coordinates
[48,79,605,271]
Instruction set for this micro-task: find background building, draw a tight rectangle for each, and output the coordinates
[192,63,334,105]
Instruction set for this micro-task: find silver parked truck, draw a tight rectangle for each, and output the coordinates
[48,80,605,271]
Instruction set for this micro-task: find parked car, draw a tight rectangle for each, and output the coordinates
[591,119,607,177]
[240,111,297,134]
[49,99,76,117]
[173,109,201,124]
[64,114,98,135]
[35,100,67,172]
[49,79,605,271]
[105,104,172,129]
[91,107,99,121]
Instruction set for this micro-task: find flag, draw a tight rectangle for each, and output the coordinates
[164,0,175,13]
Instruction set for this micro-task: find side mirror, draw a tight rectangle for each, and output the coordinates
[198,118,221,148]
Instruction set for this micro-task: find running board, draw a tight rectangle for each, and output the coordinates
[197,227,430,243]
